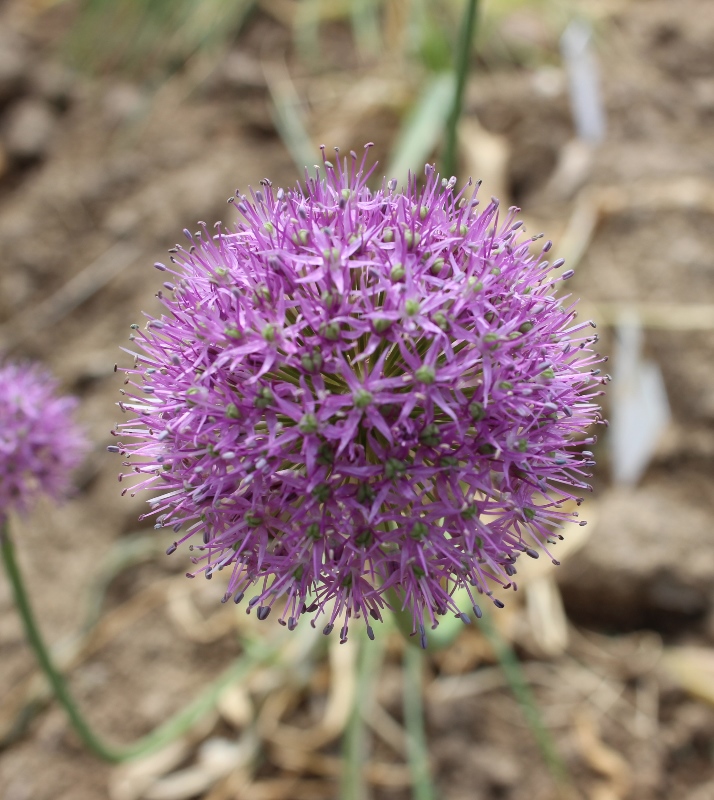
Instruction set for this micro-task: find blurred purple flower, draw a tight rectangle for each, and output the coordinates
[113,146,606,642]
[0,361,86,522]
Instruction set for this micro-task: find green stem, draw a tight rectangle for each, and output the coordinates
[442,0,479,179]
[403,646,436,800]
[0,522,273,763]
[477,610,569,785]
[340,632,386,800]
[1,523,120,761]
[115,646,272,760]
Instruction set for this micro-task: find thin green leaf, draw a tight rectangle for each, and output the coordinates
[349,0,382,60]
[266,66,317,175]
[477,609,571,787]
[294,0,323,63]
[341,632,386,800]
[65,0,256,76]
[403,646,436,800]
[386,72,457,186]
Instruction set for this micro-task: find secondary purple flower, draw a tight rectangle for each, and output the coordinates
[0,360,86,522]
[113,145,606,642]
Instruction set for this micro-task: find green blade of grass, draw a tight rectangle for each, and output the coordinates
[403,645,436,800]
[349,0,382,60]
[341,631,387,800]
[64,0,256,76]
[477,609,570,787]
[442,0,480,178]
[266,64,318,176]
[294,0,324,63]
[386,71,457,186]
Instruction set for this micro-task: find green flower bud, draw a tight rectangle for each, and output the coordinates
[321,321,341,341]
[312,483,331,502]
[415,365,436,384]
[254,387,274,409]
[357,483,375,504]
[419,423,440,447]
[390,263,405,282]
[299,413,319,434]
[449,223,468,236]
[385,458,406,479]
[410,521,429,540]
[433,311,449,331]
[354,388,373,409]
[306,523,321,539]
[404,230,421,248]
[405,299,420,316]
[460,504,478,520]
[355,528,373,546]
[469,401,485,421]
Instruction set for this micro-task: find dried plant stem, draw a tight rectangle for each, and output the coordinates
[0,522,273,763]
[403,646,436,800]
[442,0,479,179]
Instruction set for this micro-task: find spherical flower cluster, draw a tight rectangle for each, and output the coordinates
[0,360,86,522]
[113,145,606,643]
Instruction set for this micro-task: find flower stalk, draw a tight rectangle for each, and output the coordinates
[403,645,436,800]
[0,523,122,762]
[0,522,274,762]
[340,631,386,800]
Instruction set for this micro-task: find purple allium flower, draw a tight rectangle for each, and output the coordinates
[114,145,606,642]
[0,361,86,523]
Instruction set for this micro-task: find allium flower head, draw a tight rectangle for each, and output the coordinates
[0,360,86,522]
[114,145,606,643]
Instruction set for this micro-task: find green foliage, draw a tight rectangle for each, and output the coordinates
[65,0,256,77]
[386,73,456,188]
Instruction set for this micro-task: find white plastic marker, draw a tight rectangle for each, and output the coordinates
[609,315,671,485]
[560,18,606,144]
